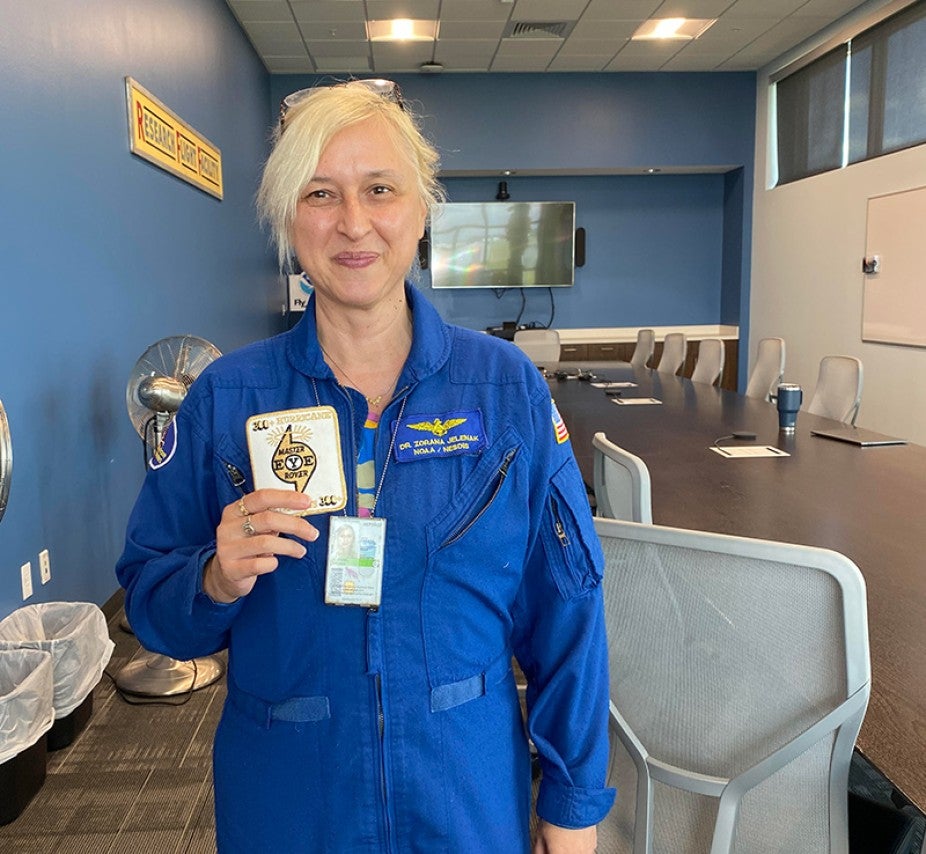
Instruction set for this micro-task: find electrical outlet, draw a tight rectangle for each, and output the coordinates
[21,562,33,600]
[39,549,51,584]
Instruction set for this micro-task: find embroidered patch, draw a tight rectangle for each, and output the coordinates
[552,401,569,444]
[393,410,487,462]
[148,419,178,469]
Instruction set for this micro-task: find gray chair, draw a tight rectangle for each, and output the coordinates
[690,338,725,386]
[592,432,653,523]
[656,332,687,376]
[630,329,655,369]
[745,337,786,401]
[806,355,863,425]
[513,328,560,364]
[595,517,870,854]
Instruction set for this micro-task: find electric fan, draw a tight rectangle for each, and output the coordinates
[117,335,225,697]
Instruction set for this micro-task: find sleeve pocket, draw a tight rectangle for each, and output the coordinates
[540,458,605,601]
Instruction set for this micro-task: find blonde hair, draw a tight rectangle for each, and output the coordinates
[256,82,444,271]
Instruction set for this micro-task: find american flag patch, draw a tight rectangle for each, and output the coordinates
[552,401,569,444]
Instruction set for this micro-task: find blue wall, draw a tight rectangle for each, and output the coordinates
[423,174,725,331]
[0,23,758,619]
[271,73,756,343]
[0,0,275,618]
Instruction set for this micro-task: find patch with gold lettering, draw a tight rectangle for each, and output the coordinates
[246,407,347,515]
[393,410,487,462]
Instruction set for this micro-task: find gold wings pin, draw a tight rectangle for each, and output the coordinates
[406,417,467,437]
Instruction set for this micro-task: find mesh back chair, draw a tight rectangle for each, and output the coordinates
[807,356,863,425]
[656,333,687,376]
[592,432,653,524]
[595,518,870,854]
[690,338,725,386]
[745,338,786,401]
[630,329,656,369]
[513,328,561,364]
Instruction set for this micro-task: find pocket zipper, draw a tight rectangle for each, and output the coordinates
[442,448,518,548]
[550,495,571,548]
[223,461,247,496]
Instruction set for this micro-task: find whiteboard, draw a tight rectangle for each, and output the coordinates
[862,185,926,347]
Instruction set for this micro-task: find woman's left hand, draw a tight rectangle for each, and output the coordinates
[533,821,597,853]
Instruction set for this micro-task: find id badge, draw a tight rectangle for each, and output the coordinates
[325,516,386,607]
[246,407,347,515]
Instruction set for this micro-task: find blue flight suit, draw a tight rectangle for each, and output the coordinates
[116,284,615,852]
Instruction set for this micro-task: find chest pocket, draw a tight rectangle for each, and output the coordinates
[540,456,605,601]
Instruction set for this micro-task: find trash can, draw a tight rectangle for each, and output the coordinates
[0,602,114,750]
[0,648,54,825]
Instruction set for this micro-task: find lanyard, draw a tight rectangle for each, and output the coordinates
[311,378,407,517]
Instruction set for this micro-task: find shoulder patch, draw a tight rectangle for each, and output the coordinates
[148,419,178,469]
[552,401,569,444]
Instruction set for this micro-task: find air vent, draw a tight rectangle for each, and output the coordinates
[502,20,577,40]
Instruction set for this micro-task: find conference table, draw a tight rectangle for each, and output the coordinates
[545,362,926,813]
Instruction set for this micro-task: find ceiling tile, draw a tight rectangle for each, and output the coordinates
[290,1,367,24]
[583,0,661,19]
[366,0,440,18]
[438,20,507,39]
[227,1,293,23]
[548,54,612,70]
[298,20,367,40]
[225,0,877,74]
[440,0,515,22]
[305,40,370,56]
[434,40,499,66]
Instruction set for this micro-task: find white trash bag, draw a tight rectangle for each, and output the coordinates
[0,648,54,765]
[0,603,114,718]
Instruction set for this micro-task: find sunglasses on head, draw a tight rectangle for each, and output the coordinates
[279,79,405,131]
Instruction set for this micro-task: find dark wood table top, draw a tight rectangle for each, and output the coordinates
[550,364,926,810]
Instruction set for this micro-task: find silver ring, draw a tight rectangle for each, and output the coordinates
[237,497,249,517]
[242,516,256,537]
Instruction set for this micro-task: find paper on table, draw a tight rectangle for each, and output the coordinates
[710,446,790,458]
[612,398,662,405]
[591,381,638,389]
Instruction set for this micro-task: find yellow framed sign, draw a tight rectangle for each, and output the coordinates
[125,77,223,200]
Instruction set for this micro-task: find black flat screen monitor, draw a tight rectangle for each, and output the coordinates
[429,201,575,289]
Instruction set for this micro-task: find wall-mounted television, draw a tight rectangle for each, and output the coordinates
[429,201,576,289]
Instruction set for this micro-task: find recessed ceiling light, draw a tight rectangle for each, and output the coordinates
[632,18,716,40]
[367,19,439,42]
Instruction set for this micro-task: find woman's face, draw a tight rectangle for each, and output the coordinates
[292,115,427,312]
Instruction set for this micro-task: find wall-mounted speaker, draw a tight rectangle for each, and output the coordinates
[575,227,586,267]
[418,229,430,269]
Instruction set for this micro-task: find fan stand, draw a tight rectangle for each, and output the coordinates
[116,649,224,697]
[116,613,224,696]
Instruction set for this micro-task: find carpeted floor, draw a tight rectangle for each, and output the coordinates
[1,599,923,853]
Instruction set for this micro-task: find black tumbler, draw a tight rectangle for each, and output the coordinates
[776,383,803,433]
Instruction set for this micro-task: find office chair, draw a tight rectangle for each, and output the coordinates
[656,332,687,376]
[630,329,655,369]
[690,338,725,386]
[592,432,653,523]
[807,355,863,425]
[594,517,870,854]
[745,337,786,401]
[513,328,561,364]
